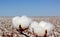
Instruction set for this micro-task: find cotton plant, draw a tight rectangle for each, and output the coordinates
[39,21,55,36]
[12,16,59,37]
[29,21,56,37]
[12,16,32,29]
[12,16,32,37]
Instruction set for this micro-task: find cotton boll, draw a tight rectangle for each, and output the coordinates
[32,21,44,36]
[39,21,55,35]
[44,23,55,35]
[29,21,46,36]
[20,16,32,29]
[12,16,21,29]
[30,21,45,36]
[34,26,45,36]
[29,21,38,33]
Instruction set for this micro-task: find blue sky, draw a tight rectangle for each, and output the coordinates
[0,0,60,16]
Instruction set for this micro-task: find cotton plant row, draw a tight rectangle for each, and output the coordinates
[12,16,59,37]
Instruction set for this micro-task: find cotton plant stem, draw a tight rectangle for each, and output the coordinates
[16,25,29,37]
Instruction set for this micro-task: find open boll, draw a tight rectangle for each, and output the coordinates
[29,21,55,36]
[12,16,32,29]
[39,21,55,36]
[29,21,45,36]
[34,26,45,36]
[20,16,32,29]
[29,21,39,33]
[12,16,32,37]
[12,16,21,29]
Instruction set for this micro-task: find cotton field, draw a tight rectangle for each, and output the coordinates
[0,16,60,37]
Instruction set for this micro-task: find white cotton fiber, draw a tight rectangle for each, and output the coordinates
[12,16,32,29]
[45,23,55,34]
[39,21,55,36]
[30,21,45,36]
[20,16,32,29]
[39,21,47,28]
[30,21,38,29]
[12,16,55,36]
[12,16,21,29]
[30,21,55,36]
[29,21,39,33]
[34,26,45,36]
[29,21,45,36]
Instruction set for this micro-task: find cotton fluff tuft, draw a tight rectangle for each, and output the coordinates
[34,26,45,36]
[39,21,55,36]
[12,16,21,29]
[29,21,39,33]
[20,16,32,29]
[12,16,32,29]
[29,21,45,36]
[29,21,55,36]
